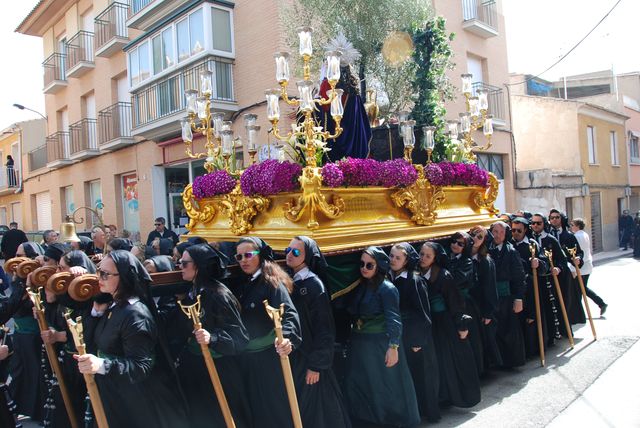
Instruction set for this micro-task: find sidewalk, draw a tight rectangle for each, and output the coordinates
[548,338,640,427]
[593,248,634,266]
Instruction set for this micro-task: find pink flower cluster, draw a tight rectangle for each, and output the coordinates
[240,159,303,196]
[330,158,418,188]
[192,170,237,198]
[425,162,489,186]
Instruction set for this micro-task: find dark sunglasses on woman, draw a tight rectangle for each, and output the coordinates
[360,261,376,271]
[234,250,260,262]
[284,247,301,257]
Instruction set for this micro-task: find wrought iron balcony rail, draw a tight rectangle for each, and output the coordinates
[131,56,234,128]
[95,2,129,50]
[99,102,133,144]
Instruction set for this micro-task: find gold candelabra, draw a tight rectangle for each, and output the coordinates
[181,70,234,173]
[450,73,494,161]
[266,27,345,168]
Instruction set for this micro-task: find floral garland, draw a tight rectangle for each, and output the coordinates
[425,161,488,187]
[192,169,236,198]
[322,158,418,188]
[240,159,302,196]
[191,159,488,198]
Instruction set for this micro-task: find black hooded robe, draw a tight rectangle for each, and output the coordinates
[290,270,351,428]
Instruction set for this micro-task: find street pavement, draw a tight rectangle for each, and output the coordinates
[427,254,640,428]
[17,253,639,428]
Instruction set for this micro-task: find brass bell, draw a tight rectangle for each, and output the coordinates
[59,221,81,243]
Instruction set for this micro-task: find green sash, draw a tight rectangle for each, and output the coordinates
[13,316,39,334]
[245,330,276,353]
[353,314,386,334]
[429,295,446,313]
[460,288,471,299]
[496,280,510,297]
[187,337,223,359]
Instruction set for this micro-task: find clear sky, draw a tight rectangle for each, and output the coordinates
[0,1,44,129]
[503,0,639,81]
[0,0,638,130]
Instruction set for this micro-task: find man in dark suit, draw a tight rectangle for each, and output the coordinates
[146,217,179,246]
[0,222,28,259]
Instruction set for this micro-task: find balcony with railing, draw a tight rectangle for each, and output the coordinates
[462,0,498,38]
[43,53,67,94]
[472,82,506,126]
[98,102,134,152]
[127,0,190,31]
[29,144,48,172]
[131,56,235,140]
[0,166,21,195]
[69,119,100,160]
[46,131,72,169]
[95,2,129,58]
[66,31,95,78]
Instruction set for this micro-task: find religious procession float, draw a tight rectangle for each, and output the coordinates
[178,25,500,296]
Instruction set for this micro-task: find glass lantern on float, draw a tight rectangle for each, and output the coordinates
[422,126,436,163]
[400,120,416,162]
[180,68,236,172]
[266,27,345,168]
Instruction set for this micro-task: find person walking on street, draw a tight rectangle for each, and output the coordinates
[146,217,179,246]
[570,218,608,316]
[618,210,634,250]
[0,221,28,259]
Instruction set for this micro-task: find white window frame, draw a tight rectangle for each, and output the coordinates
[630,133,640,164]
[587,125,597,165]
[126,4,235,91]
[610,131,619,166]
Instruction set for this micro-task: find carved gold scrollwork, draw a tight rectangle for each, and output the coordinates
[215,183,270,235]
[472,172,499,215]
[284,167,346,230]
[182,184,217,231]
[391,165,446,226]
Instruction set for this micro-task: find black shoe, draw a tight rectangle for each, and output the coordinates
[600,304,608,316]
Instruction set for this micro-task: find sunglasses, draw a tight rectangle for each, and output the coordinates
[360,261,376,271]
[512,229,525,234]
[453,240,466,247]
[284,247,301,257]
[549,216,561,220]
[178,259,193,266]
[531,221,543,225]
[234,250,260,262]
[97,270,120,280]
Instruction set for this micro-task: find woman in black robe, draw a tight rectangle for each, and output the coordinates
[469,226,502,371]
[419,242,481,408]
[285,236,350,428]
[445,232,484,375]
[76,250,187,428]
[8,241,46,423]
[1,289,22,427]
[345,246,420,427]
[173,243,251,428]
[38,250,98,427]
[231,237,301,428]
[389,242,440,422]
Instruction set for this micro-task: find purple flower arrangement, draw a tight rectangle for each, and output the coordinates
[192,159,488,199]
[328,158,418,187]
[425,162,489,187]
[240,159,303,196]
[192,169,237,198]
[320,163,344,188]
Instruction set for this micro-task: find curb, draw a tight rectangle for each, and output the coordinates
[593,250,635,266]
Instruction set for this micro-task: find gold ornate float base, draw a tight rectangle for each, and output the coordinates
[183,174,499,254]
